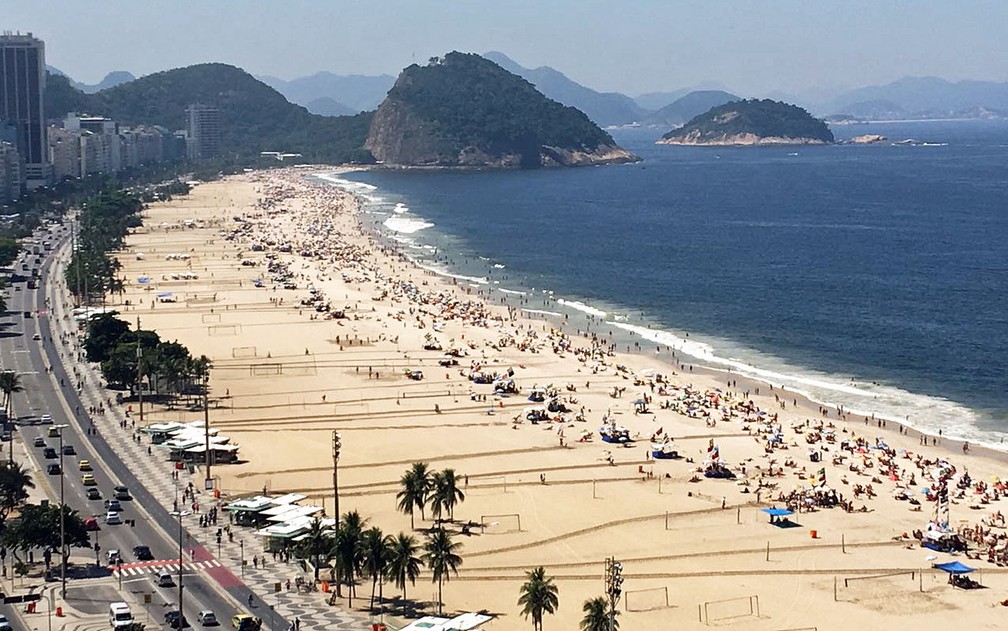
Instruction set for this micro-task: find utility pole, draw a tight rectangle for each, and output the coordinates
[204,370,211,488]
[332,431,341,525]
[55,424,68,598]
[136,316,143,425]
[175,479,184,615]
[604,557,623,631]
[71,213,80,306]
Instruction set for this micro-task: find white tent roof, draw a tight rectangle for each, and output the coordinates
[270,493,306,506]
[265,505,322,522]
[225,496,274,512]
[444,613,492,631]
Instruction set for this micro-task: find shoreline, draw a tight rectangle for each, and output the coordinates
[329,169,1005,455]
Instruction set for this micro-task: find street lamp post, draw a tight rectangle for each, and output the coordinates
[136,317,144,426]
[55,424,68,599]
[175,479,184,618]
[604,557,623,631]
[332,431,341,524]
[203,371,211,488]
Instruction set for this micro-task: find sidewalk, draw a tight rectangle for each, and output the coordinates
[44,236,368,631]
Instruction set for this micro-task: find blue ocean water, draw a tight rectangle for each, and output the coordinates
[324,120,1008,446]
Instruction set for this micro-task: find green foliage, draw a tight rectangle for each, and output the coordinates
[396,462,432,528]
[377,52,615,166]
[44,65,375,164]
[0,370,24,422]
[385,532,423,612]
[430,468,465,522]
[422,526,463,615]
[0,461,34,523]
[2,503,91,558]
[580,597,618,631]
[661,99,835,143]
[0,238,20,267]
[84,311,129,362]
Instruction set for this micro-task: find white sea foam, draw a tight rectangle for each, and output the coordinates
[493,263,506,269]
[315,173,378,192]
[523,308,563,316]
[383,216,434,234]
[498,288,527,296]
[557,299,607,318]
[607,321,1004,449]
[416,263,489,285]
[393,203,409,214]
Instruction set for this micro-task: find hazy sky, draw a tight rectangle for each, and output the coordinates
[4,0,1007,96]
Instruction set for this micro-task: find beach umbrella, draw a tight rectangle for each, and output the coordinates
[137,276,151,284]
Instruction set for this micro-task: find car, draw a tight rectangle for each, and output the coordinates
[78,459,92,471]
[198,611,218,626]
[86,487,102,500]
[105,511,121,525]
[0,613,12,631]
[43,447,57,459]
[32,333,41,341]
[82,473,96,486]
[164,610,189,628]
[0,430,10,442]
[107,549,124,564]
[62,444,76,456]
[231,614,261,631]
[83,517,99,531]
[46,463,61,475]
[33,436,45,447]
[114,485,131,501]
[41,414,52,424]
[132,545,154,561]
[104,499,122,512]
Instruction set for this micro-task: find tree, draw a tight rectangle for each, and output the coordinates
[385,532,422,614]
[2,503,91,563]
[518,566,559,631]
[422,527,462,615]
[296,517,332,581]
[580,597,618,631]
[0,238,20,268]
[396,464,432,529]
[0,461,33,523]
[331,510,367,605]
[83,311,127,362]
[431,468,465,522]
[0,371,23,422]
[359,526,388,613]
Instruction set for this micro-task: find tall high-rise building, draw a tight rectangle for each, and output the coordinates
[186,104,220,160]
[0,32,49,187]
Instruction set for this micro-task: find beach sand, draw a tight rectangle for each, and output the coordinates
[108,169,1008,630]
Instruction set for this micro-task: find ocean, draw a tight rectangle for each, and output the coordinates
[319,119,1008,447]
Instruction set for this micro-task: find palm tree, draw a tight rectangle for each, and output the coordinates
[406,462,432,521]
[422,527,462,615]
[580,597,618,631]
[359,526,388,613]
[0,371,23,423]
[332,510,367,605]
[386,532,423,614]
[0,461,34,523]
[431,468,465,522]
[396,469,422,529]
[517,566,560,631]
[297,517,332,581]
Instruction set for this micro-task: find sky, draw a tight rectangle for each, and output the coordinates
[4,0,1007,97]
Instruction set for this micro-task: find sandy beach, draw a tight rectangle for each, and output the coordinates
[104,168,1008,630]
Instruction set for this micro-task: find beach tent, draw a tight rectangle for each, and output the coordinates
[933,561,974,574]
[761,507,794,522]
[137,276,151,284]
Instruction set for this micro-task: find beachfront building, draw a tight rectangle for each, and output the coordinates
[48,126,81,180]
[0,32,50,188]
[50,117,172,180]
[186,104,220,160]
[0,140,23,203]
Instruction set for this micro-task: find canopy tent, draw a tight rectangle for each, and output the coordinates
[761,508,794,517]
[270,493,307,506]
[933,561,975,574]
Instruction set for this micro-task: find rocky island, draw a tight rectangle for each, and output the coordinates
[364,52,637,168]
[657,99,834,146]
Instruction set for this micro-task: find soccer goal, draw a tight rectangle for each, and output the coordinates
[208,323,240,336]
[201,313,222,323]
[251,363,283,376]
[838,571,918,602]
[480,513,522,534]
[699,594,759,625]
[232,346,257,359]
[625,586,670,612]
[469,475,507,494]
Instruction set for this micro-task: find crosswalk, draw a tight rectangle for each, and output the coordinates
[112,559,222,577]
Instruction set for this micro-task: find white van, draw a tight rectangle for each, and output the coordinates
[157,570,174,587]
[109,602,133,628]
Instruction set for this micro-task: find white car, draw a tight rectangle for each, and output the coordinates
[41,414,52,424]
[0,614,11,631]
[198,611,218,626]
[106,511,122,525]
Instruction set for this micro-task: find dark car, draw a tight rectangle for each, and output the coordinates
[43,447,57,459]
[104,499,122,512]
[133,545,154,561]
[164,610,189,629]
[114,485,131,501]
[62,445,76,456]
[33,437,45,448]
[86,488,102,500]
[46,463,61,475]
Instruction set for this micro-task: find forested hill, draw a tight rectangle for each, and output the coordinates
[364,52,636,168]
[44,64,374,163]
[658,99,834,145]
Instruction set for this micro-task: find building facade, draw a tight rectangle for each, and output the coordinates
[185,104,220,160]
[0,140,23,203]
[0,33,49,188]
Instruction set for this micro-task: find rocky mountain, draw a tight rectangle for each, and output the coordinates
[658,99,834,146]
[364,52,636,168]
[482,51,646,127]
[643,90,739,128]
[44,64,374,163]
[257,72,394,113]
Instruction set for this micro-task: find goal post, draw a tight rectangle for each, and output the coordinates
[625,586,670,612]
[480,513,521,534]
[232,346,257,358]
[700,594,759,625]
[208,323,240,336]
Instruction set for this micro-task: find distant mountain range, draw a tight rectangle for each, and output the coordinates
[643,90,740,128]
[823,76,1008,120]
[256,72,395,116]
[47,65,136,93]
